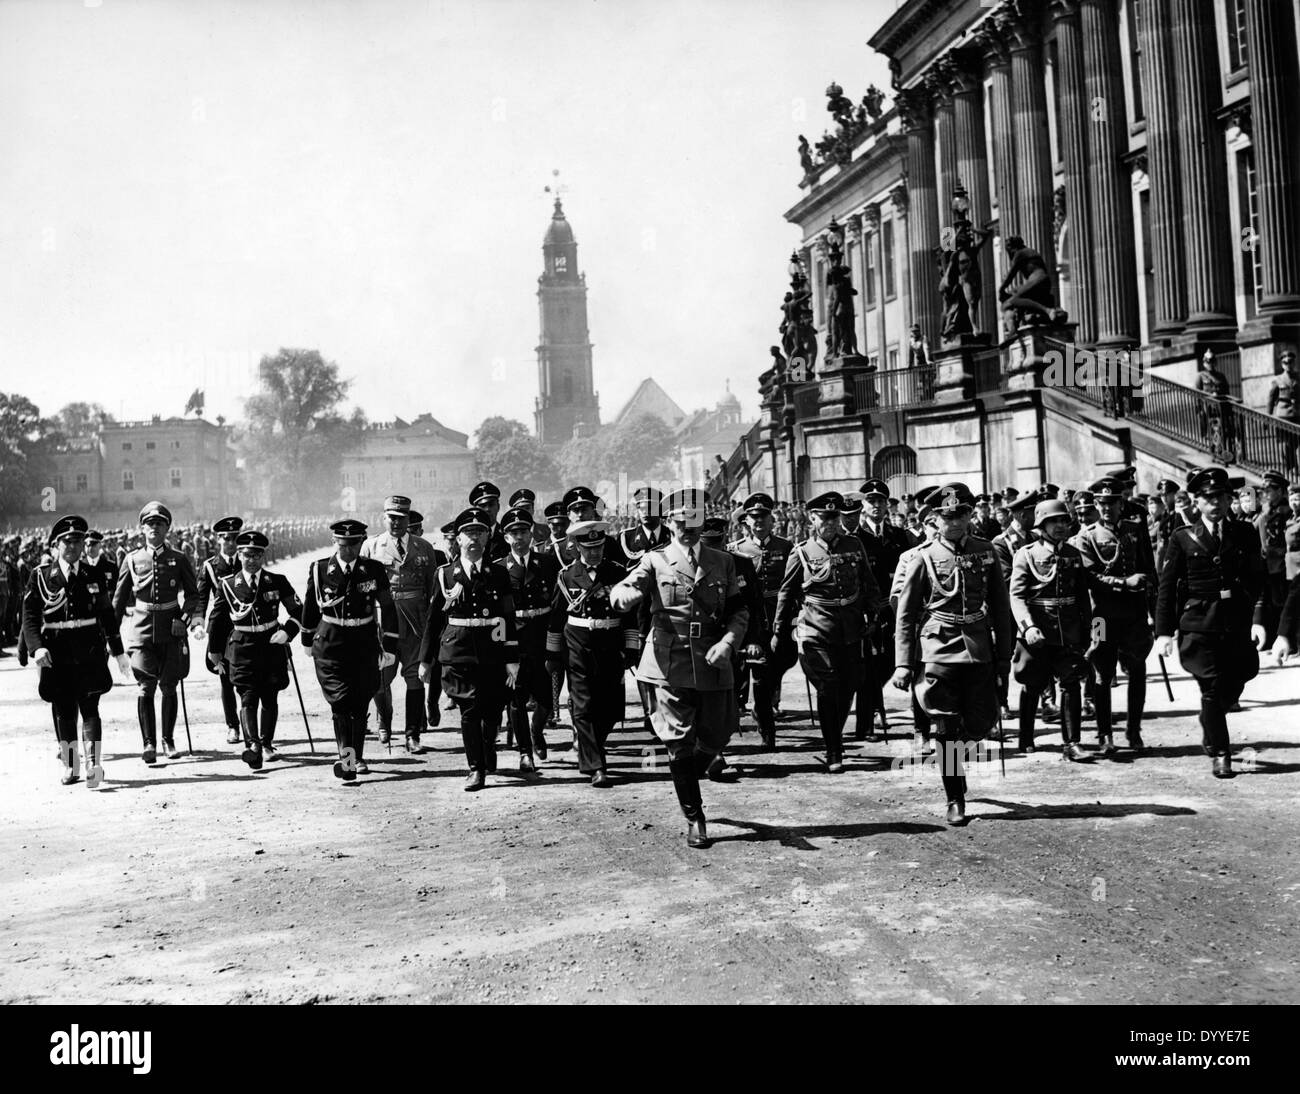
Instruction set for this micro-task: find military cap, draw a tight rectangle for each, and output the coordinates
[1089,477,1124,500]
[1039,483,1060,499]
[699,517,729,540]
[841,491,864,514]
[741,491,776,514]
[543,501,567,521]
[806,491,846,514]
[567,519,610,545]
[213,516,243,535]
[408,510,424,529]
[930,482,976,514]
[508,488,536,507]
[383,494,412,515]
[49,514,89,544]
[1156,478,1179,494]
[499,506,533,531]
[439,518,456,535]
[632,485,664,505]
[1117,465,1138,483]
[1186,466,1232,497]
[1262,470,1289,491]
[451,508,491,533]
[1033,499,1072,528]
[1001,485,1020,500]
[563,485,600,512]
[139,501,172,526]
[663,488,706,522]
[236,530,269,551]
[330,518,368,541]
[900,493,914,503]
[468,482,500,506]
[860,478,890,499]
[86,529,104,543]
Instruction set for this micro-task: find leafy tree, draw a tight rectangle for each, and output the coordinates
[604,413,677,481]
[52,402,113,438]
[472,417,557,496]
[242,348,366,509]
[0,393,56,520]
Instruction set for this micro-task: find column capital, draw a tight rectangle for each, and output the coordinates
[889,184,909,213]
[948,47,986,95]
[845,212,863,243]
[923,57,958,103]
[973,17,1013,68]
[863,203,882,230]
[1048,0,1081,21]
[998,0,1047,52]
[895,87,933,132]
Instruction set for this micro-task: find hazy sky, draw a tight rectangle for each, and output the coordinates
[1,0,895,437]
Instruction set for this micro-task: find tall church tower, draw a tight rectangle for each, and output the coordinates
[535,198,599,446]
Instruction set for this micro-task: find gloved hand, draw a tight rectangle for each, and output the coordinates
[1124,573,1146,589]
[1154,635,1174,660]
[171,619,188,638]
[622,649,639,670]
[505,662,520,687]
[189,622,206,639]
[417,662,430,683]
[269,629,288,645]
[115,653,131,678]
[1251,624,1267,650]
[889,666,912,690]
[1271,635,1292,662]
[1023,626,1045,649]
[34,647,53,669]
[379,651,396,669]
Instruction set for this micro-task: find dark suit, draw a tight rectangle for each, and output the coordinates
[854,521,912,737]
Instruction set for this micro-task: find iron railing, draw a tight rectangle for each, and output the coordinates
[853,366,937,410]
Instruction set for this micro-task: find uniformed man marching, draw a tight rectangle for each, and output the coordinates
[361,495,444,753]
[83,529,119,591]
[23,515,128,786]
[773,491,885,774]
[205,530,304,769]
[469,481,511,562]
[619,486,672,563]
[542,500,571,726]
[1155,467,1267,778]
[546,519,640,786]
[419,508,521,791]
[112,502,200,763]
[611,488,748,849]
[892,483,1013,825]
[1071,477,1157,755]
[991,490,1038,716]
[300,519,398,782]
[888,489,941,754]
[193,515,244,745]
[1253,470,1293,649]
[1010,498,1093,760]
[728,492,796,749]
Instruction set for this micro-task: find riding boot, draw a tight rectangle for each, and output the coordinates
[1017,689,1037,751]
[137,696,157,754]
[1126,671,1147,740]
[259,700,277,747]
[56,716,78,782]
[1061,686,1087,761]
[82,720,104,787]
[160,689,178,748]
[1093,677,1113,739]
[404,689,424,749]
[668,755,708,847]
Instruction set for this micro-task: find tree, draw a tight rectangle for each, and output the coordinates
[52,402,114,439]
[0,393,56,521]
[472,417,557,496]
[242,348,366,510]
[604,413,677,481]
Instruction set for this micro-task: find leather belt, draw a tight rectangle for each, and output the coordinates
[1027,597,1077,606]
[320,615,373,627]
[806,594,858,607]
[234,620,280,633]
[135,599,179,611]
[660,619,721,639]
[929,609,986,624]
[516,607,550,619]
[447,617,503,628]
[566,617,620,630]
[43,618,98,631]
[391,590,427,601]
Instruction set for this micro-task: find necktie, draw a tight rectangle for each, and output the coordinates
[687,547,698,570]
[396,537,406,560]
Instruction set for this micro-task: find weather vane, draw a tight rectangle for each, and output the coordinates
[543,168,569,201]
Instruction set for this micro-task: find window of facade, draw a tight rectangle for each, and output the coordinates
[341,473,350,488]
[122,470,134,491]
[864,233,877,308]
[554,255,567,273]
[887,347,900,371]
[146,441,156,451]
[121,442,132,451]
[1237,146,1263,317]
[170,468,182,488]
[882,219,896,299]
[54,474,65,494]
[1225,0,1248,72]
[75,473,87,492]
[171,440,182,450]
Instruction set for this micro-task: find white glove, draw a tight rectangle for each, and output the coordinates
[380,651,396,669]
[189,622,206,640]
[418,662,430,683]
[34,647,53,669]
[1154,636,1174,660]
[505,662,520,688]
[269,629,288,645]
[1271,636,1292,662]
[115,653,132,677]
[1251,624,1267,651]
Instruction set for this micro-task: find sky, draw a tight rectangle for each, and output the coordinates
[0,0,896,438]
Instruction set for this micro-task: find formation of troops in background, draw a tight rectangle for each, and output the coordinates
[5,462,1300,846]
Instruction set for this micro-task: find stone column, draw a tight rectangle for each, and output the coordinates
[898,88,942,350]
[1168,0,1234,336]
[864,205,888,364]
[930,62,958,216]
[975,18,1019,234]
[950,48,997,338]
[1048,0,1096,345]
[1135,0,1186,339]
[1081,0,1139,349]
[1000,1,1058,286]
[1242,0,1300,330]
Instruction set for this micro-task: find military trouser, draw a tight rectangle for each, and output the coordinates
[564,633,624,773]
[854,635,888,738]
[916,663,999,805]
[131,640,185,747]
[748,636,798,745]
[798,640,865,758]
[1014,641,1089,747]
[508,653,552,758]
[375,607,427,741]
[1178,631,1259,757]
[53,693,103,772]
[219,672,239,732]
[443,663,507,774]
[238,686,281,748]
[1088,619,1153,740]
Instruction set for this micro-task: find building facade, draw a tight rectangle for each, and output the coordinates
[338,413,476,524]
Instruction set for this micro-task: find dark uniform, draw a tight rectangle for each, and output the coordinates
[205,531,304,768]
[22,515,125,786]
[542,501,571,725]
[1071,478,1157,752]
[419,508,520,789]
[546,522,639,782]
[300,520,398,781]
[194,517,243,742]
[991,493,1037,714]
[112,502,200,761]
[1252,472,1293,647]
[1155,467,1266,776]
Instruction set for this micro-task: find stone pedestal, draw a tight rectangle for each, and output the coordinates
[1003,323,1076,391]
[933,332,993,403]
[818,355,873,418]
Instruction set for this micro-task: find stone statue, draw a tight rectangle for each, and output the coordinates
[780,290,818,379]
[825,82,854,128]
[997,235,1067,334]
[862,84,885,120]
[908,324,929,368]
[935,220,992,341]
[826,263,859,358]
[797,135,814,174]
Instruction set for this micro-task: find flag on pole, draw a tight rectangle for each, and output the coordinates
[184,388,204,416]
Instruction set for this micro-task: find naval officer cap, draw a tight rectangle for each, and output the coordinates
[499,506,534,531]
[468,482,500,507]
[741,491,776,514]
[841,491,864,514]
[508,488,536,507]
[330,518,368,541]
[49,514,89,544]
[139,501,172,526]
[236,530,270,551]
[805,491,846,514]
[1001,485,1020,499]
[383,494,412,516]
[566,519,610,545]
[1187,466,1232,497]
[452,507,491,534]
[212,516,244,535]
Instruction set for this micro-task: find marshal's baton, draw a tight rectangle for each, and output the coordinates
[1158,654,1174,703]
[286,648,315,753]
[179,640,193,752]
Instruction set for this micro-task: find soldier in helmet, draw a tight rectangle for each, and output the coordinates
[1155,467,1266,778]
[192,515,244,745]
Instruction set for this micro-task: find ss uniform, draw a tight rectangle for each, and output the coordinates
[893,483,1013,824]
[22,515,127,787]
[1155,467,1267,778]
[546,520,640,785]
[300,519,399,782]
[361,494,445,752]
[192,515,244,744]
[419,507,521,791]
[610,489,748,848]
[542,500,572,726]
[205,531,304,770]
[703,516,762,772]
[1070,478,1156,754]
[772,491,885,773]
[1009,500,1093,760]
[112,501,200,763]
[1252,471,1293,647]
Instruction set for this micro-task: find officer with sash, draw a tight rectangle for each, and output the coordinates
[361,494,443,753]
[546,519,640,786]
[498,505,558,768]
[542,500,571,725]
[192,515,244,745]
[23,515,128,786]
[610,488,748,848]
[112,501,200,764]
[300,519,398,782]
[419,508,521,791]
[728,492,795,749]
[205,530,304,770]
[773,491,884,774]
[1155,467,1267,778]
[892,483,1013,825]
[1071,477,1157,755]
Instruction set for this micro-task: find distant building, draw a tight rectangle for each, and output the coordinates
[47,416,241,529]
[675,385,755,495]
[339,413,476,523]
[613,378,688,430]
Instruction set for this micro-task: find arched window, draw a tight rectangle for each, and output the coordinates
[872,445,918,499]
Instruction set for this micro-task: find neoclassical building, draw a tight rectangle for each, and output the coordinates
[742,0,1300,506]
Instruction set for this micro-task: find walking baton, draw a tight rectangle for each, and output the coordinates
[287,649,315,753]
[178,676,193,754]
[996,701,1006,778]
[1157,654,1174,703]
[805,676,818,729]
